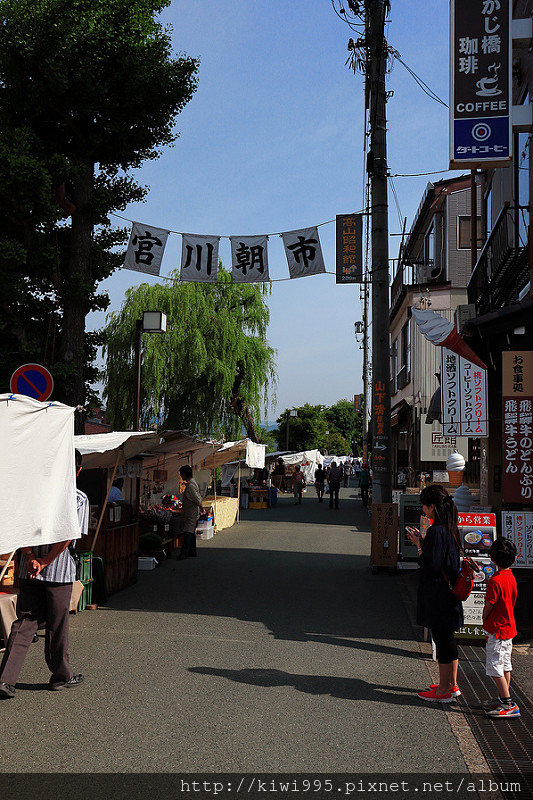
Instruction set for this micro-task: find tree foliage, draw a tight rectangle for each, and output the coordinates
[274,398,363,454]
[0,0,198,409]
[103,267,277,438]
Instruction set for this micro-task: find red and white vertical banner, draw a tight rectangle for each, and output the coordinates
[502,351,533,504]
[441,348,488,436]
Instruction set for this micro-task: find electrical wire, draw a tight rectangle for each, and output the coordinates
[389,47,448,108]
[388,176,403,231]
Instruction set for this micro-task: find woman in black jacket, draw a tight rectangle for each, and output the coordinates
[407,485,463,703]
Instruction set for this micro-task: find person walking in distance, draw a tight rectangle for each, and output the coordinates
[0,449,87,699]
[328,461,343,509]
[314,464,326,502]
[177,465,203,560]
[292,465,305,505]
[358,463,371,507]
[481,538,520,718]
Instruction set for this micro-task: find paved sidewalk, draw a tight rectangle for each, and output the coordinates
[0,486,497,773]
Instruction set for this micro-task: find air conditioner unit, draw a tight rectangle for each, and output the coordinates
[454,304,476,333]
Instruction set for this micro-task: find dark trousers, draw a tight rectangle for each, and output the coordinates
[180,529,197,558]
[329,482,340,508]
[360,485,369,506]
[0,579,73,686]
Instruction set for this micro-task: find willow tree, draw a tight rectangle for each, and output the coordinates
[103,268,277,439]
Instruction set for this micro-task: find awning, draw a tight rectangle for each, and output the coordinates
[74,431,161,469]
[390,399,411,427]
[197,439,266,470]
[140,430,216,472]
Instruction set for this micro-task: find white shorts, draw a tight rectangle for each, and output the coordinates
[485,634,513,677]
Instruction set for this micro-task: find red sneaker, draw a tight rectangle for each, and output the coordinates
[430,683,461,698]
[417,688,454,703]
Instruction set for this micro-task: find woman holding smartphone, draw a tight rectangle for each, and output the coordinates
[406,484,463,703]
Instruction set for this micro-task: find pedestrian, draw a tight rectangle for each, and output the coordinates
[481,538,520,718]
[407,485,463,703]
[314,464,326,502]
[177,464,203,560]
[328,461,343,509]
[107,477,123,503]
[292,465,305,505]
[0,449,86,699]
[358,463,371,507]
[273,458,286,493]
[343,461,351,488]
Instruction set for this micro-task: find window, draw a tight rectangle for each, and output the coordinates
[484,180,493,239]
[391,338,398,394]
[457,216,482,250]
[401,321,411,384]
[425,223,435,267]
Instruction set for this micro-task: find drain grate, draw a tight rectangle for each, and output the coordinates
[457,645,533,800]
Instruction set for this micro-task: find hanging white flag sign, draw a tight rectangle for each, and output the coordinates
[281,226,326,279]
[230,235,269,283]
[123,223,169,276]
[181,234,220,283]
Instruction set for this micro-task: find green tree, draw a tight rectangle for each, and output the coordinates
[325,398,363,454]
[274,404,327,452]
[0,0,198,412]
[103,267,277,438]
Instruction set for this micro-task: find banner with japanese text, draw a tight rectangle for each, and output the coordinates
[180,234,220,283]
[336,214,363,283]
[230,235,269,283]
[441,348,488,437]
[450,0,511,168]
[123,223,170,276]
[501,511,533,568]
[502,351,533,504]
[281,227,326,279]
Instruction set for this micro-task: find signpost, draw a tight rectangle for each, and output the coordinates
[335,214,363,284]
[450,0,512,169]
[10,363,54,401]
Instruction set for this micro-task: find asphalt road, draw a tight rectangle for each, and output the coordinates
[1,484,470,774]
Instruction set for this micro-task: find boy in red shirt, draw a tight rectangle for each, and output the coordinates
[482,537,519,718]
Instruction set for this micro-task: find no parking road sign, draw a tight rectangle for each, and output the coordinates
[10,363,54,401]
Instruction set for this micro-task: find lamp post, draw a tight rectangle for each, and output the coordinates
[133,311,167,431]
[285,408,297,450]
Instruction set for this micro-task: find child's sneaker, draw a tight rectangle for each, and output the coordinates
[430,684,461,698]
[486,701,520,718]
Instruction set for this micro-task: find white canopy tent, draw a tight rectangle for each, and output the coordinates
[281,449,324,485]
[197,439,266,521]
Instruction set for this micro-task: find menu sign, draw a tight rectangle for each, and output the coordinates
[335,214,363,284]
[502,511,533,568]
[450,0,512,168]
[370,503,398,569]
[502,351,533,504]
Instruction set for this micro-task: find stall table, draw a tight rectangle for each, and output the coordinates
[201,496,239,529]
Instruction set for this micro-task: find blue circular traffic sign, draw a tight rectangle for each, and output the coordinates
[10,363,54,401]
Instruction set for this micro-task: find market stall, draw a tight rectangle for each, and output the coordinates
[197,439,266,519]
[280,449,324,489]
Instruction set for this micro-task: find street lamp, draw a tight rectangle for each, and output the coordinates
[134,311,167,431]
[285,408,297,450]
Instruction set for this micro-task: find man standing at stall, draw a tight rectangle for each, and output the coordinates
[178,465,203,560]
[0,449,86,699]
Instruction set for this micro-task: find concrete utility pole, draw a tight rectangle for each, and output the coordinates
[366,0,392,503]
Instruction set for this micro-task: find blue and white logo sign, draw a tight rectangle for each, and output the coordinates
[453,116,510,162]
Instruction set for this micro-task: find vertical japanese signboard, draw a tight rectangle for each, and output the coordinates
[450,0,512,169]
[502,511,533,568]
[336,214,363,284]
[372,380,388,474]
[370,503,398,569]
[502,351,533,505]
[441,348,488,437]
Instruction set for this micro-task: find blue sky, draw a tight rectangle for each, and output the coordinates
[88,0,461,421]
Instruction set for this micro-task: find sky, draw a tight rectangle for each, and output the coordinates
[88,0,462,422]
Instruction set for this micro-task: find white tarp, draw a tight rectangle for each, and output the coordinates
[281,449,324,485]
[0,394,81,553]
[197,439,266,470]
[74,431,161,469]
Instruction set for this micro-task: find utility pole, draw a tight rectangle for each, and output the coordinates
[365,0,392,503]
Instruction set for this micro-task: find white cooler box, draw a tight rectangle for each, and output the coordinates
[196,520,214,540]
[138,556,158,570]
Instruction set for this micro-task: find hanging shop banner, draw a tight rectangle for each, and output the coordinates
[335,214,363,284]
[419,420,468,463]
[501,511,533,568]
[229,235,270,283]
[281,226,326,279]
[441,348,488,437]
[449,0,512,169]
[502,351,533,504]
[123,223,170,276]
[180,234,220,283]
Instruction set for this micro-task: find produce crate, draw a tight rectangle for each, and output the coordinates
[77,578,93,612]
[76,551,93,582]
